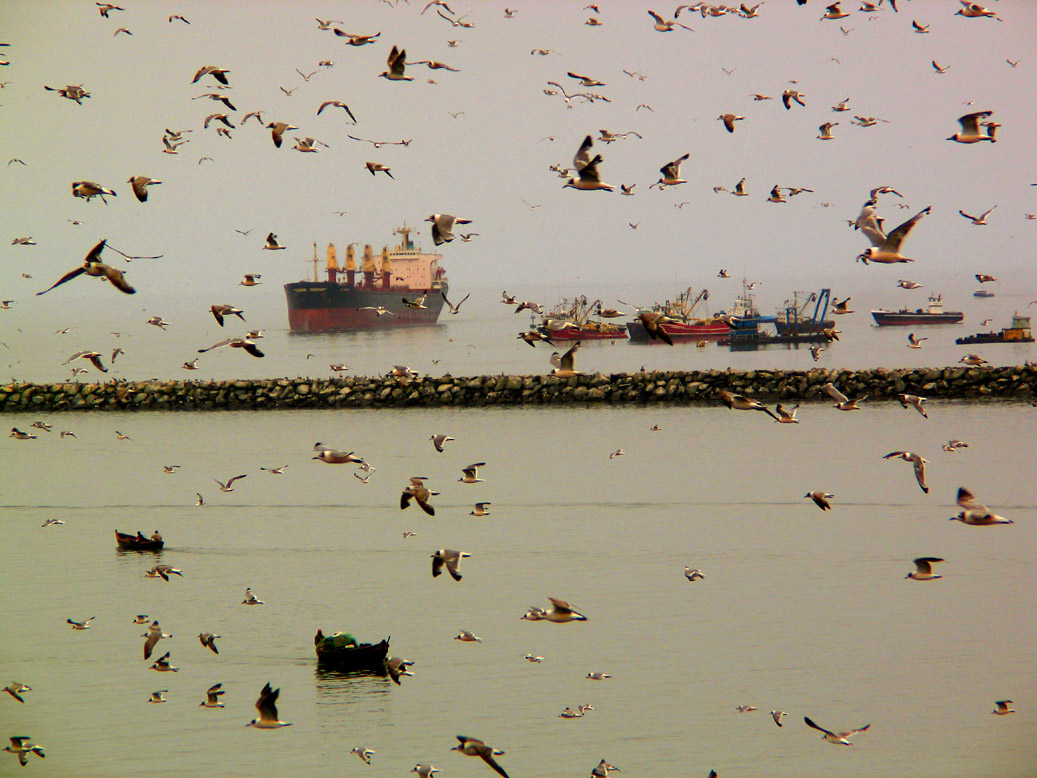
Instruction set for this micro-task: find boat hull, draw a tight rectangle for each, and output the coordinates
[543,327,627,341]
[626,320,730,343]
[871,310,963,326]
[955,332,1034,345]
[285,282,446,332]
[315,638,390,671]
[115,530,164,551]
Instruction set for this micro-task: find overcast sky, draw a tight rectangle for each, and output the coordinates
[1,1,1034,355]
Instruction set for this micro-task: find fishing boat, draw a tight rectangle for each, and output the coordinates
[314,630,390,671]
[537,296,628,340]
[871,294,964,326]
[115,530,164,551]
[773,289,834,335]
[626,287,730,343]
[956,313,1034,345]
[718,283,779,347]
[284,226,448,332]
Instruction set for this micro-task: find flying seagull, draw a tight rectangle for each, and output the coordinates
[432,549,470,581]
[804,716,870,745]
[37,239,135,295]
[452,736,511,778]
[247,683,291,728]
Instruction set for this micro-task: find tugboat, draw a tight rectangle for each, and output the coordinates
[284,226,447,331]
[625,287,730,343]
[956,313,1034,345]
[871,294,964,326]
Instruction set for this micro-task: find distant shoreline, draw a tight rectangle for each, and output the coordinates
[2,366,1034,412]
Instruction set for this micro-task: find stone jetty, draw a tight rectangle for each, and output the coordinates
[1,366,1034,412]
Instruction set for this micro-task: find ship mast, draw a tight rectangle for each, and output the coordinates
[312,242,320,282]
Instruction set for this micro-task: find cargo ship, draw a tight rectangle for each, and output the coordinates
[537,296,628,341]
[284,226,447,332]
[955,313,1034,345]
[626,287,730,343]
[870,294,963,326]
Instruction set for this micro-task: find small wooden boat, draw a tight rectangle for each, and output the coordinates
[314,630,390,671]
[115,530,164,551]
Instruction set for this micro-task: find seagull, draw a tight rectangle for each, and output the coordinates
[68,616,95,630]
[402,477,435,516]
[3,682,31,703]
[882,451,929,493]
[775,403,799,423]
[148,690,168,703]
[146,564,183,582]
[522,597,587,622]
[992,700,1015,715]
[647,10,693,30]
[380,46,413,81]
[805,491,834,511]
[782,89,806,109]
[198,337,264,358]
[198,632,220,654]
[652,153,690,188]
[4,737,45,767]
[898,393,927,417]
[718,390,780,421]
[955,2,1002,21]
[824,383,867,410]
[263,232,286,250]
[718,114,744,133]
[906,557,944,580]
[37,239,135,295]
[316,100,357,123]
[429,434,455,452]
[804,716,870,745]
[832,297,854,314]
[948,111,996,143]
[564,136,614,192]
[818,122,838,140]
[46,84,92,104]
[242,587,264,604]
[127,176,161,203]
[524,654,544,663]
[736,705,757,713]
[426,213,473,245]
[41,518,65,526]
[609,449,625,459]
[209,304,245,326]
[313,448,365,465]
[63,351,107,373]
[192,65,230,85]
[433,549,470,581]
[212,474,247,493]
[459,463,485,484]
[442,290,471,314]
[455,630,482,642]
[898,280,924,289]
[959,206,996,225]
[951,486,1012,524]
[351,747,375,765]
[551,342,582,377]
[771,710,788,727]
[683,567,704,581]
[247,683,291,728]
[201,683,225,708]
[411,766,439,778]
[143,620,172,659]
[470,502,492,516]
[386,656,415,684]
[975,274,997,283]
[150,652,178,672]
[959,354,989,367]
[266,121,298,148]
[452,736,510,778]
[809,345,824,361]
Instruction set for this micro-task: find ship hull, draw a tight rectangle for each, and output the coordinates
[626,320,730,343]
[543,327,628,341]
[285,282,446,332]
[955,331,1034,345]
[871,310,963,326]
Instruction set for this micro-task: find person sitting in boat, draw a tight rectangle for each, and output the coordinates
[314,629,358,649]
[137,531,147,542]
[150,530,163,542]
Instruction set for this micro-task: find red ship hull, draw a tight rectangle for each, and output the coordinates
[626,319,730,343]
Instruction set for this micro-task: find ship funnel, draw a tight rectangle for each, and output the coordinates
[345,244,356,271]
[327,243,337,271]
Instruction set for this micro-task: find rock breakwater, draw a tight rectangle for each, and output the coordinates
[1,367,1033,413]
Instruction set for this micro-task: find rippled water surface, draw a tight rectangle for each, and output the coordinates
[1,402,1034,777]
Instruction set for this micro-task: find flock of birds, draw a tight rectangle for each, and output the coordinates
[2,0,1032,774]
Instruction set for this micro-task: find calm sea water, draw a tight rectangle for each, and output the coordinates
[1,401,1033,777]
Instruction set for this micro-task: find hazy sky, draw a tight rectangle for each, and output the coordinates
[0,0,1034,366]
